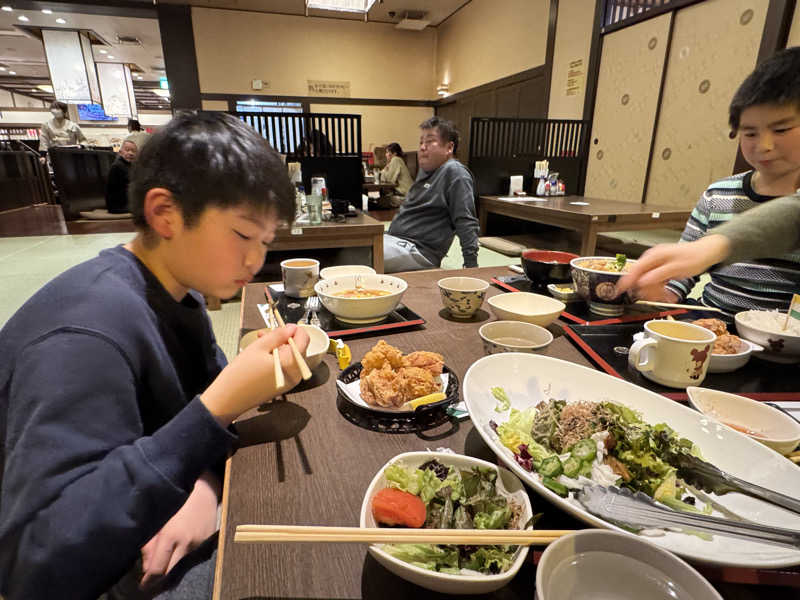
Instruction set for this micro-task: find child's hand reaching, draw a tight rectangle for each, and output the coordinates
[201,324,310,426]
[616,235,731,300]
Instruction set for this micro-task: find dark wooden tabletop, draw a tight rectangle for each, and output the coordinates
[480,195,692,220]
[214,266,591,599]
[214,266,796,599]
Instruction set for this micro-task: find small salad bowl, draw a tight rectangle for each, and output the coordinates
[359,451,532,595]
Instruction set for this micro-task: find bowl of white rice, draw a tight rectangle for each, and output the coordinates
[735,310,800,364]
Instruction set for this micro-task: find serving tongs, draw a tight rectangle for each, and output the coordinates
[666,451,800,515]
[577,485,800,549]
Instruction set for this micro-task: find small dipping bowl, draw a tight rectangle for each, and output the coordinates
[479,320,553,355]
[437,277,490,319]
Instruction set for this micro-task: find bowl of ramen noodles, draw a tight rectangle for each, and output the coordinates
[570,255,636,316]
[735,310,800,364]
[315,273,407,323]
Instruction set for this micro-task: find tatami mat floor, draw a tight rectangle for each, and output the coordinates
[0,228,685,361]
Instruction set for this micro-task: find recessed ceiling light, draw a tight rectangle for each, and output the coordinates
[9,70,16,75]
[107,55,115,59]
[42,9,52,14]
[18,15,29,22]
[0,66,5,71]
[1,6,12,12]
[99,49,108,54]
[55,17,66,24]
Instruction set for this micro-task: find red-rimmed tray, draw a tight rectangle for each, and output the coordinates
[491,275,687,325]
[561,321,800,401]
[262,286,425,338]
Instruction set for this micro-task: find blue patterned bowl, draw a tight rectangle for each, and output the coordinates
[437,277,489,319]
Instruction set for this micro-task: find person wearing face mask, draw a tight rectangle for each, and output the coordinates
[105,136,139,214]
[39,101,87,156]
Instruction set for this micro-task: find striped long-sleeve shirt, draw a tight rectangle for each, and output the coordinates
[666,171,800,314]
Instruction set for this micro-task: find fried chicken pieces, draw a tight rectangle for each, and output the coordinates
[691,318,743,355]
[359,341,444,408]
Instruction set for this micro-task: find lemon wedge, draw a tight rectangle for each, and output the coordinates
[405,392,446,410]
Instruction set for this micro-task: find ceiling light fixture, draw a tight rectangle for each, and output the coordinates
[1,6,12,12]
[42,9,52,14]
[107,55,115,59]
[55,17,65,24]
[9,70,16,74]
[436,83,450,96]
[0,66,5,71]
[99,49,108,54]
[18,15,29,21]
[305,0,376,13]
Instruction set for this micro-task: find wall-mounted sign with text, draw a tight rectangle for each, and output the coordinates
[566,59,583,97]
[307,80,351,98]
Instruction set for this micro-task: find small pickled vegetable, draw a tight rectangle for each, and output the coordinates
[542,476,569,497]
[570,439,597,463]
[539,455,563,478]
[372,487,427,528]
[562,456,581,479]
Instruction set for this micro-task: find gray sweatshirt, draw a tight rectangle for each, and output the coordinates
[387,159,479,268]
[715,194,800,262]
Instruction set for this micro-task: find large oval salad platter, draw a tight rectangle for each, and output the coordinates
[463,352,800,568]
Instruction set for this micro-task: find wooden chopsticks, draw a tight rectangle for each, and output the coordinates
[632,300,724,313]
[264,286,312,382]
[234,524,571,546]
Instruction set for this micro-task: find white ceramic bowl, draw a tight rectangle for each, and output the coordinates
[314,274,407,324]
[239,324,329,369]
[479,320,553,355]
[437,277,489,319]
[359,451,532,595]
[735,310,800,363]
[487,292,565,327]
[536,530,722,600]
[707,338,763,373]
[319,264,376,280]
[632,331,763,374]
[687,386,800,456]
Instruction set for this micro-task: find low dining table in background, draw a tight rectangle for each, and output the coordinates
[479,195,692,256]
[212,266,798,599]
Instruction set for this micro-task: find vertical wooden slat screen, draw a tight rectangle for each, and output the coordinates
[232,111,362,157]
[604,0,673,28]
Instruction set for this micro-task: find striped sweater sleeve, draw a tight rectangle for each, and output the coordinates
[665,191,714,300]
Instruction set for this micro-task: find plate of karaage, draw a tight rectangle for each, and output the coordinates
[336,340,458,414]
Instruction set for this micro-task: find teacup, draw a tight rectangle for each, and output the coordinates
[281,258,319,298]
[437,277,489,319]
[628,320,717,388]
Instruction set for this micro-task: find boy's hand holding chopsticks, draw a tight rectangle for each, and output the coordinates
[200,325,309,426]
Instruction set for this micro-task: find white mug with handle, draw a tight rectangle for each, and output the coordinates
[628,320,716,388]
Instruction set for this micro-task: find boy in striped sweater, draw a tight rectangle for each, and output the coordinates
[656,48,800,314]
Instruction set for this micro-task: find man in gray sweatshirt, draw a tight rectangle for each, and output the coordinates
[384,117,479,272]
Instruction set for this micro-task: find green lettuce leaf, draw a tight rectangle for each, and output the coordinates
[462,546,516,574]
[383,544,460,572]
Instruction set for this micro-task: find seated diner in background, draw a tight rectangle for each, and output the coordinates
[617,194,800,298]
[378,142,414,208]
[643,48,800,314]
[0,112,309,599]
[39,100,87,157]
[104,135,140,214]
[384,117,479,273]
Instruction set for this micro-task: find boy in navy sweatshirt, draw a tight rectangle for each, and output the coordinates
[0,112,309,599]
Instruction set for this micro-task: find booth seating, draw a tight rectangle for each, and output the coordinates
[0,150,52,211]
[49,147,117,219]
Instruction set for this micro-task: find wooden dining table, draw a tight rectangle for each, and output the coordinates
[479,195,692,256]
[212,266,798,599]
